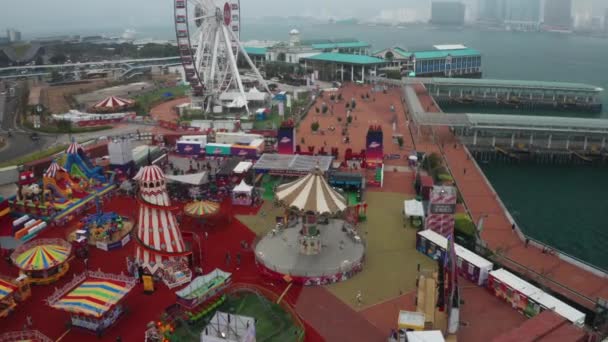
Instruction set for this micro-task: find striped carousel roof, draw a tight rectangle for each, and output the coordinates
[45,160,66,178]
[51,279,132,318]
[134,165,166,183]
[12,243,71,271]
[66,141,82,154]
[93,96,134,109]
[184,201,220,218]
[0,279,17,301]
[275,168,347,215]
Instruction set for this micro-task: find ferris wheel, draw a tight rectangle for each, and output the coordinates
[174,0,269,113]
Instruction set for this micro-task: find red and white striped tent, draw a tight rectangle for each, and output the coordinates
[92,96,135,113]
[66,141,82,155]
[133,165,188,275]
[45,160,66,178]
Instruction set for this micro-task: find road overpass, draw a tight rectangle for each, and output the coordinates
[0,56,182,80]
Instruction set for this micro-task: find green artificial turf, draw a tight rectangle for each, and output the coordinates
[169,293,303,342]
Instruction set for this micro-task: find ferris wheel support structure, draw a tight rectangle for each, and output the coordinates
[174,0,271,115]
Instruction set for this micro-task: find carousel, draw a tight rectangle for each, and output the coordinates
[184,200,221,227]
[255,168,366,285]
[70,197,134,251]
[10,239,72,285]
[90,96,135,113]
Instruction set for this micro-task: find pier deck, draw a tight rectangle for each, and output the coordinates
[409,84,608,311]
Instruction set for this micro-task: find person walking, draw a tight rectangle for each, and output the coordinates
[356,291,363,306]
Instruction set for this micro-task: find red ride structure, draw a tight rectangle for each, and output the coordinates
[133,165,191,275]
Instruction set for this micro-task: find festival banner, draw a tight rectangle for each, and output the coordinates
[277,126,295,155]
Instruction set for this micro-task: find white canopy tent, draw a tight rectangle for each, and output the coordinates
[233,161,253,175]
[165,172,209,185]
[404,199,425,218]
[233,180,254,206]
[233,180,253,194]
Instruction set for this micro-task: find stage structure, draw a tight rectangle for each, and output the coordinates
[174,0,271,114]
[133,165,192,279]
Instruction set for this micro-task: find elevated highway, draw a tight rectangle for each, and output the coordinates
[0,56,182,80]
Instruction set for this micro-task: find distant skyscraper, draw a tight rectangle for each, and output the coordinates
[543,0,572,30]
[431,2,466,26]
[573,0,593,29]
[6,29,21,43]
[478,0,506,24]
[504,0,541,31]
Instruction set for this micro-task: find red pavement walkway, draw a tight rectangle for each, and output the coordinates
[299,83,413,167]
[295,286,386,341]
[149,97,189,123]
[0,196,325,341]
[410,85,608,311]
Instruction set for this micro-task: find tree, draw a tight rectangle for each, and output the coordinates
[50,70,62,82]
[56,119,72,132]
[422,152,442,173]
[49,54,67,64]
[347,116,353,125]
[277,52,286,62]
[311,121,320,132]
[397,136,404,149]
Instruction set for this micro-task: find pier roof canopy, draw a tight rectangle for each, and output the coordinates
[426,77,603,93]
[243,47,267,56]
[303,53,386,65]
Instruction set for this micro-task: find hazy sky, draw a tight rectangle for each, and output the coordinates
[1,0,606,36]
[0,0,429,33]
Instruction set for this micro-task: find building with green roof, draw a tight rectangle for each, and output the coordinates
[373,44,482,79]
[301,53,386,82]
[247,29,371,65]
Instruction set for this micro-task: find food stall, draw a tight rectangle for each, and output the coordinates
[403,199,424,228]
[397,310,425,331]
[176,135,207,156]
[416,229,493,286]
[232,180,253,206]
[488,269,586,326]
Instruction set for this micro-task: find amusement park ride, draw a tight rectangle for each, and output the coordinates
[174,0,271,114]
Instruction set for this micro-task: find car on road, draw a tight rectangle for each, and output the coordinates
[30,132,40,141]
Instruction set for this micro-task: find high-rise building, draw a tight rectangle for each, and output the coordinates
[431,2,466,26]
[478,0,506,24]
[6,29,21,43]
[543,0,572,30]
[605,9,608,32]
[504,0,541,31]
[573,0,593,30]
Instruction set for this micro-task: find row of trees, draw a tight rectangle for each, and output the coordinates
[45,43,178,64]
